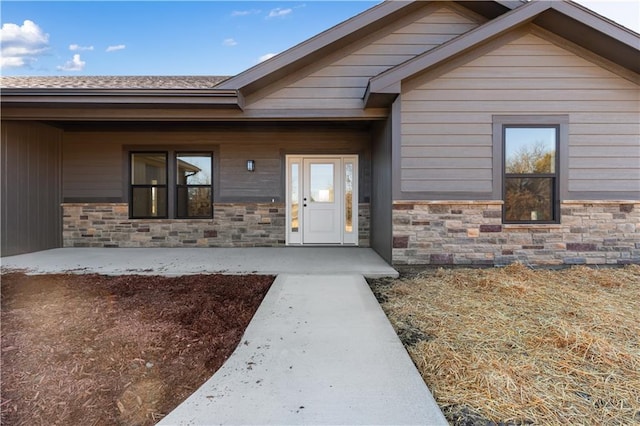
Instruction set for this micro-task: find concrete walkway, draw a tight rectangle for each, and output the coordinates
[159,274,447,425]
[2,248,447,424]
[0,247,398,278]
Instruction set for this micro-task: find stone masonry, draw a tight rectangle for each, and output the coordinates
[62,203,370,248]
[392,201,640,266]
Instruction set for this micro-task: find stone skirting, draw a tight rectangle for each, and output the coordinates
[62,203,370,248]
[392,201,640,266]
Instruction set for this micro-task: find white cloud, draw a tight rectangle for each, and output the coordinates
[57,54,85,71]
[222,38,238,47]
[267,8,292,19]
[106,44,126,52]
[231,9,260,17]
[0,20,49,69]
[258,53,277,63]
[69,44,94,51]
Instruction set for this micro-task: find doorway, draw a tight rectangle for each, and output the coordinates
[286,155,358,245]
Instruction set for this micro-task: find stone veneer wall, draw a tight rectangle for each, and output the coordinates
[62,203,370,248]
[392,201,640,266]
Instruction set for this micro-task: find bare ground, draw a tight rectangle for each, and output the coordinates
[369,264,640,426]
[1,273,273,426]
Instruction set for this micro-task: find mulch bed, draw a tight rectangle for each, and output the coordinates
[1,273,273,426]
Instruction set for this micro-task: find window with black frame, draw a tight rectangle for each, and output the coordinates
[130,152,168,218]
[176,153,213,218]
[503,126,559,223]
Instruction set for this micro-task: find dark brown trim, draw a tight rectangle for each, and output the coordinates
[1,89,241,109]
[63,197,124,203]
[566,192,640,200]
[0,106,390,121]
[397,191,496,201]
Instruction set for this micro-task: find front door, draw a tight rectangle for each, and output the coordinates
[286,156,358,245]
[303,159,341,244]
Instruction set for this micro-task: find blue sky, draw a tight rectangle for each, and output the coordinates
[1,1,638,76]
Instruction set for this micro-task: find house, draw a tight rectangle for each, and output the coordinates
[1,0,639,266]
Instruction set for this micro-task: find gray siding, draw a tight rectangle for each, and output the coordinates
[62,126,371,203]
[1,121,62,256]
[371,114,393,263]
[400,29,640,199]
[247,3,481,112]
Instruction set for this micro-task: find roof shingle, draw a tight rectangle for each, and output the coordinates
[0,75,231,89]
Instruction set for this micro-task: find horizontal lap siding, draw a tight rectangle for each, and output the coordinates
[248,5,480,111]
[401,31,640,196]
[62,128,371,202]
[63,140,123,199]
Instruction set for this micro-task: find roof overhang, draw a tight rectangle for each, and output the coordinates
[1,88,244,110]
[365,0,640,107]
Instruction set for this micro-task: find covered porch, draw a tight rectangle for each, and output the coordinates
[0,247,398,278]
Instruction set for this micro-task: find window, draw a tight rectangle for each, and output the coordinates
[503,126,559,223]
[131,153,168,218]
[130,151,213,219]
[176,153,213,218]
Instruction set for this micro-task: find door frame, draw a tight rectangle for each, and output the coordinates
[285,155,358,246]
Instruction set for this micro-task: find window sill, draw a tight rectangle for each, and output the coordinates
[129,217,214,221]
[503,223,563,230]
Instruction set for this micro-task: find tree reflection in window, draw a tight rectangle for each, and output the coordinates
[176,153,212,218]
[504,127,558,223]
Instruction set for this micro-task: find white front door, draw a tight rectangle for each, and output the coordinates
[286,155,358,245]
[303,159,342,244]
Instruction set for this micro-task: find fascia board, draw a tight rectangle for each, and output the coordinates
[552,1,640,49]
[1,89,242,108]
[215,1,414,91]
[495,1,526,10]
[368,0,550,94]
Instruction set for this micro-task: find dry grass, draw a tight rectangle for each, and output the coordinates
[371,264,640,425]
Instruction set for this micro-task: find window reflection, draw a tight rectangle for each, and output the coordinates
[131,153,167,218]
[176,153,212,218]
[505,128,556,174]
[345,163,353,233]
[291,163,299,232]
[309,164,334,203]
[504,127,557,223]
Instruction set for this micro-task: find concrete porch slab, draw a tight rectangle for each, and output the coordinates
[159,274,447,425]
[0,247,398,279]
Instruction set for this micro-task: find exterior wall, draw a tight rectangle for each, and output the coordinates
[247,3,482,112]
[62,125,372,203]
[399,28,640,200]
[370,113,393,262]
[1,121,62,256]
[62,203,370,248]
[392,201,639,266]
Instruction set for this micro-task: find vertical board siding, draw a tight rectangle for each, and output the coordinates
[62,127,371,203]
[370,116,393,263]
[401,31,640,196]
[1,121,62,256]
[248,5,481,111]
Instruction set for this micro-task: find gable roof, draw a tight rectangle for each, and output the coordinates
[1,0,637,117]
[215,0,515,94]
[366,0,640,103]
